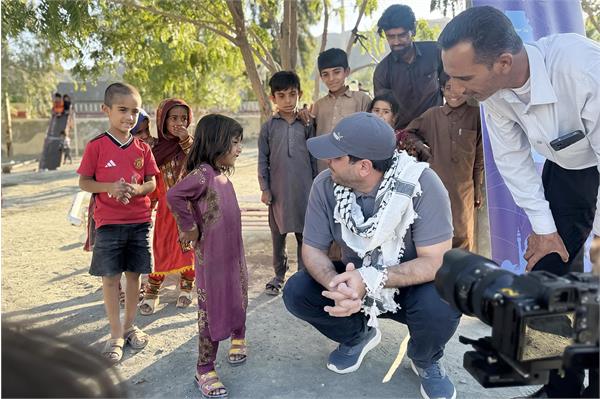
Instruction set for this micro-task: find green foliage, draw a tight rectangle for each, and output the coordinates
[586,17,600,41]
[430,0,468,17]
[414,19,441,41]
[3,0,384,116]
[1,35,63,118]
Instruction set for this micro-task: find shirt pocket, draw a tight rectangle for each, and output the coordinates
[451,129,477,163]
[550,134,595,169]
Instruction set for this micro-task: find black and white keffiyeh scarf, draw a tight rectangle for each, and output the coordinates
[333,150,429,327]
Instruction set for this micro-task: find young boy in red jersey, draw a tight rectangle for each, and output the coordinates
[77,83,159,363]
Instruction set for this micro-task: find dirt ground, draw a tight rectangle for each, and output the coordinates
[1,142,536,398]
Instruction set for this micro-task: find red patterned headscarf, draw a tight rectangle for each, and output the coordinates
[152,98,193,167]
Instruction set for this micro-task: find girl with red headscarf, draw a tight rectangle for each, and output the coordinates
[139,98,196,315]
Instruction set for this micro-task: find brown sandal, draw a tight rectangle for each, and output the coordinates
[195,370,228,398]
[102,338,124,363]
[123,325,149,349]
[228,338,247,365]
[265,278,284,296]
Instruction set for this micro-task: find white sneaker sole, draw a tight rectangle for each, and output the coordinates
[327,328,381,374]
[411,360,457,399]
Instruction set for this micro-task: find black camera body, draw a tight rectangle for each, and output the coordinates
[436,249,599,388]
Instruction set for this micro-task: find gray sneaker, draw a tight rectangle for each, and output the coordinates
[411,360,457,399]
[327,328,381,374]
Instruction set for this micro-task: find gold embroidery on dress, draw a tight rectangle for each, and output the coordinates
[197,288,207,303]
[198,337,214,363]
[202,189,220,227]
[240,261,248,311]
[197,309,208,332]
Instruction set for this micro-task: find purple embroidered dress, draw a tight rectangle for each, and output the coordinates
[167,163,248,373]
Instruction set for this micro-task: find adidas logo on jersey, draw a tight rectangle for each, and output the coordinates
[105,160,117,168]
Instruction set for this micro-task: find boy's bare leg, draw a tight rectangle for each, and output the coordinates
[123,271,141,331]
[102,274,123,339]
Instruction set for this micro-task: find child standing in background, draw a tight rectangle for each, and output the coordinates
[405,73,483,250]
[139,99,196,315]
[52,92,64,116]
[77,82,158,363]
[130,108,155,147]
[368,92,431,162]
[304,48,371,172]
[167,114,247,399]
[258,71,316,296]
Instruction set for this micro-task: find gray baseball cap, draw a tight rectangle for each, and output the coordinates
[307,112,396,160]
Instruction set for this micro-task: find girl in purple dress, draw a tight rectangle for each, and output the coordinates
[167,114,247,399]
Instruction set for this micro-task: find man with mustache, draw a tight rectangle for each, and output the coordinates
[373,4,444,129]
[439,6,600,398]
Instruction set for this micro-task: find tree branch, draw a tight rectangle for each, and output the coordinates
[349,62,376,74]
[345,0,369,56]
[107,0,237,44]
[313,0,329,102]
[248,28,280,72]
[251,46,278,75]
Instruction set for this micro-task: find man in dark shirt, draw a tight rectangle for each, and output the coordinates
[373,4,444,129]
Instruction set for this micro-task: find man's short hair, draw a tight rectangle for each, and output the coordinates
[377,4,416,36]
[104,83,141,107]
[438,6,523,66]
[268,71,301,95]
[348,155,394,173]
[54,92,62,98]
[318,48,348,72]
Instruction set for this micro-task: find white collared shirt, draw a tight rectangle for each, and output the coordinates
[483,33,600,235]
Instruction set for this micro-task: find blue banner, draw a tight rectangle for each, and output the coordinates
[471,0,591,273]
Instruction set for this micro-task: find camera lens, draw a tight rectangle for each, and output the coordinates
[435,249,516,325]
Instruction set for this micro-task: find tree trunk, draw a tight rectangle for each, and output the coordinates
[3,92,13,158]
[313,0,329,103]
[289,0,298,70]
[226,1,272,122]
[280,1,292,70]
[345,0,369,57]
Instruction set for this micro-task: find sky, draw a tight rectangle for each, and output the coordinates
[309,0,457,35]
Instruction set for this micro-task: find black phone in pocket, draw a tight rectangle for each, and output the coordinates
[549,130,585,151]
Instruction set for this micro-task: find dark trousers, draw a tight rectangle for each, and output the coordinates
[269,208,304,281]
[534,161,599,398]
[282,262,461,368]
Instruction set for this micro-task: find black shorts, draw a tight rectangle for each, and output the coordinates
[89,222,152,277]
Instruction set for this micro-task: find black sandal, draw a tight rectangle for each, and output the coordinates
[265,278,283,296]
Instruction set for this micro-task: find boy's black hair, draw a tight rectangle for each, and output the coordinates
[54,92,62,98]
[438,6,523,67]
[268,71,301,95]
[187,114,243,175]
[2,321,127,398]
[439,71,450,89]
[317,48,348,72]
[367,92,400,119]
[377,4,416,36]
[103,82,141,107]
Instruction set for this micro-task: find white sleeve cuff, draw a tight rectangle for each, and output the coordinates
[528,210,557,235]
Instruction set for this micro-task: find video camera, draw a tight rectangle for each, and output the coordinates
[435,249,599,388]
